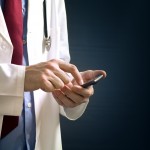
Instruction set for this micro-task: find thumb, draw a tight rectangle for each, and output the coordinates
[82,70,107,83]
[93,70,107,78]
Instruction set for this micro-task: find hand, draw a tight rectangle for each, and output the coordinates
[24,59,83,92]
[52,70,106,108]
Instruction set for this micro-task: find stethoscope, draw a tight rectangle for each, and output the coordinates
[43,0,51,49]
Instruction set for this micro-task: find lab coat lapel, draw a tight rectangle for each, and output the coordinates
[0,7,13,63]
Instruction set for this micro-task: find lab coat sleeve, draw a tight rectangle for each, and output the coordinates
[0,64,25,116]
[57,0,89,120]
[60,101,89,120]
[0,6,25,116]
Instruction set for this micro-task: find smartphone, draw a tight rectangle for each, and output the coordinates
[81,74,103,88]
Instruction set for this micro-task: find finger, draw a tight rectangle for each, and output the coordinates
[48,73,65,89]
[72,85,94,98]
[93,70,107,78]
[53,68,70,84]
[53,90,78,108]
[61,86,86,104]
[41,72,64,91]
[45,60,70,85]
[52,91,64,106]
[42,69,65,89]
[58,60,83,85]
[41,77,55,92]
[82,70,107,83]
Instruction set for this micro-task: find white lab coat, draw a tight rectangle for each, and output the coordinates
[0,0,88,149]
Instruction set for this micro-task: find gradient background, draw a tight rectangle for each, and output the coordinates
[60,0,149,150]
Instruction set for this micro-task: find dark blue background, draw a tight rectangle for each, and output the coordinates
[61,0,149,150]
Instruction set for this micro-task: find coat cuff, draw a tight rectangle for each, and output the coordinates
[60,99,89,120]
[0,64,25,116]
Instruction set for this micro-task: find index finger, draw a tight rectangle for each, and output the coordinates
[58,60,83,85]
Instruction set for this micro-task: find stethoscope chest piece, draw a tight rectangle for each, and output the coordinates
[44,36,51,50]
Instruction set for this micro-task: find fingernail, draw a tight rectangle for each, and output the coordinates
[79,79,84,85]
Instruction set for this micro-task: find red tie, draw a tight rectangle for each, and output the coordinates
[1,0,23,138]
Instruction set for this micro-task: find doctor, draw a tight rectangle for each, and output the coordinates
[0,0,106,150]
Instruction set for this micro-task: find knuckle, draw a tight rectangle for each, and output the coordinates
[43,68,50,75]
[47,62,55,69]
[56,82,64,90]
[46,60,59,69]
[40,73,46,81]
[39,75,48,86]
[70,64,77,72]
[63,78,70,84]
[60,83,65,89]
[50,59,58,64]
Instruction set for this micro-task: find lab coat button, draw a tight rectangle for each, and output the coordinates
[27,102,32,108]
[23,40,27,45]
